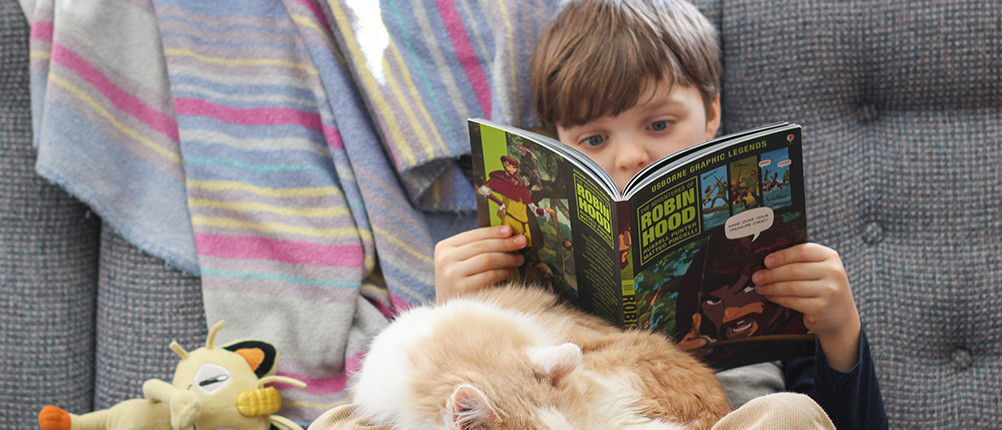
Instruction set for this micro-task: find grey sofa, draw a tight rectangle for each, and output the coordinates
[2,0,999,428]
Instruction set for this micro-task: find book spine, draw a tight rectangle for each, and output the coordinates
[568,169,622,326]
[615,201,638,328]
[468,122,492,228]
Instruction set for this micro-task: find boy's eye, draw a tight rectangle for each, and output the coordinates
[647,120,671,131]
[580,135,606,147]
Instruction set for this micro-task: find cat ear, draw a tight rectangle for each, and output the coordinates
[529,343,582,387]
[449,384,499,429]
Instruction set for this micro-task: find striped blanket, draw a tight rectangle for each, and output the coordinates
[24,0,559,422]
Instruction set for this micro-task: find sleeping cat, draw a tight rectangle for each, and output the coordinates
[350,283,732,429]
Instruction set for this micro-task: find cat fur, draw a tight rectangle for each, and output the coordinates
[350,284,731,429]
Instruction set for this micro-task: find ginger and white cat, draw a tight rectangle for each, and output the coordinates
[351,284,731,429]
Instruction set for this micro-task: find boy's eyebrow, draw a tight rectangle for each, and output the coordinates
[639,96,686,113]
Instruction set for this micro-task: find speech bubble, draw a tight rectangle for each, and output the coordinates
[758,159,772,168]
[778,159,792,168]
[725,207,774,241]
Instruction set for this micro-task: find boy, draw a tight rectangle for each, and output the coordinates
[435,0,886,428]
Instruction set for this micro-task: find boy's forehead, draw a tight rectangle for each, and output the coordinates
[570,80,703,126]
[638,79,699,107]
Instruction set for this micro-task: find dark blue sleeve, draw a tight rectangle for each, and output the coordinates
[783,327,887,430]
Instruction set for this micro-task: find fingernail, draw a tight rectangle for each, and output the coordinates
[752,272,763,283]
[764,256,775,267]
[513,235,527,247]
[499,225,511,235]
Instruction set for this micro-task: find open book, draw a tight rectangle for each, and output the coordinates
[468,118,815,370]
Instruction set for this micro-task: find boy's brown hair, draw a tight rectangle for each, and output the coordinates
[531,0,721,131]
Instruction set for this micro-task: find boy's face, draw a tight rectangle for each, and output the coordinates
[556,81,720,192]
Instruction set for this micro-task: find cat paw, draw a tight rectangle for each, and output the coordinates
[38,405,71,430]
[169,391,202,430]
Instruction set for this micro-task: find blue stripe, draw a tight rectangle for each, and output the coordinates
[161,31,301,51]
[185,156,332,175]
[201,268,361,288]
[385,2,461,149]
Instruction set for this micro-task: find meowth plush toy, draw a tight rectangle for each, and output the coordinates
[38,321,306,430]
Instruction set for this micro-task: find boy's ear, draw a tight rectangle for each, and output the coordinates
[705,94,721,140]
[223,340,277,378]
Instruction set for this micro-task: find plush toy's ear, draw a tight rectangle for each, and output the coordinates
[223,340,277,378]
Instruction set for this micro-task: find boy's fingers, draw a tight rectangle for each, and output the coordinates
[755,279,823,299]
[462,268,516,291]
[439,225,514,248]
[439,251,523,284]
[759,294,824,315]
[465,235,527,259]
[764,243,836,268]
[444,234,527,262]
[464,252,525,274]
[754,261,825,285]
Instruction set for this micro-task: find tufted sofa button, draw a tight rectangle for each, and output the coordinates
[858,103,879,123]
[951,347,973,372]
[862,222,884,244]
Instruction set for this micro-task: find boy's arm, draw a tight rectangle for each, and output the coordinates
[762,243,888,429]
[784,326,888,430]
[752,243,860,371]
[434,225,527,303]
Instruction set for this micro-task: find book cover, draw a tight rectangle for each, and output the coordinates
[468,118,814,370]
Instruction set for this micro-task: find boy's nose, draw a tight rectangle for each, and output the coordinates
[615,141,651,172]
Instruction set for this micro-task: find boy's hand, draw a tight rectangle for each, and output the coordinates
[434,225,527,303]
[752,243,861,372]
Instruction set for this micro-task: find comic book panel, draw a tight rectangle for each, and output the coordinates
[699,165,730,230]
[503,134,579,302]
[760,147,793,209]
[729,156,760,215]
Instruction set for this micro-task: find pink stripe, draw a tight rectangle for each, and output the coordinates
[273,371,347,394]
[436,0,492,117]
[344,351,367,375]
[31,21,53,41]
[50,42,180,141]
[390,294,413,315]
[323,125,344,149]
[370,296,395,319]
[273,0,344,149]
[175,98,323,131]
[195,233,364,267]
[287,0,331,31]
[273,352,367,394]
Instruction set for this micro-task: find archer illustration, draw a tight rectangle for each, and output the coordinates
[478,155,556,249]
[702,175,729,208]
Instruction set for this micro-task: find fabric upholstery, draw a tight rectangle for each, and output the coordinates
[693,0,1002,427]
[1,0,100,420]
[2,0,1000,428]
[93,227,206,409]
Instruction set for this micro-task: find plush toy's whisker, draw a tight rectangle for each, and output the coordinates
[270,414,301,430]
[258,375,308,388]
[206,320,226,349]
[170,341,189,360]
